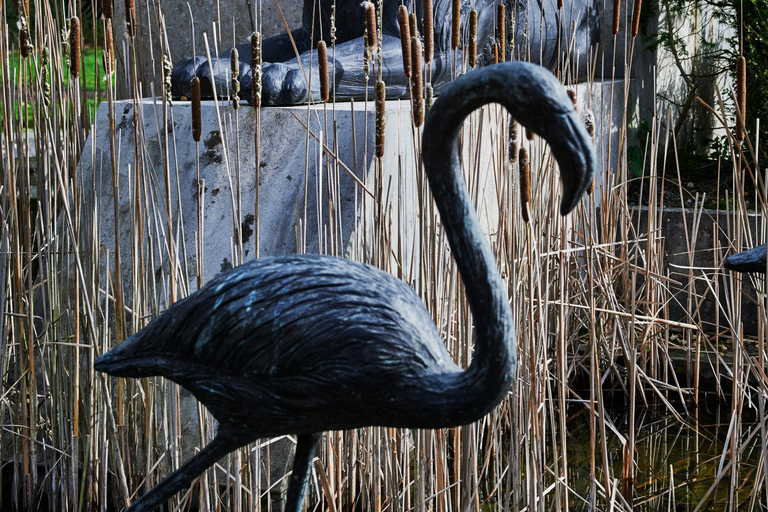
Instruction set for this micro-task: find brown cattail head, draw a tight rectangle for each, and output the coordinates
[451,0,460,50]
[375,80,386,157]
[468,10,478,67]
[496,4,505,62]
[584,108,595,138]
[125,0,136,37]
[42,46,51,106]
[411,36,423,127]
[612,0,620,35]
[491,43,498,64]
[519,147,531,223]
[425,83,434,113]
[508,118,518,163]
[631,0,642,37]
[526,127,535,141]
[230,48,240,109]
[104,21,115,74]
[191,77,202,142]
[398,6,412,78]
[102,0,113,19]
[163,55,173,105]
[20,27,33,58]
[558,0,563,9]
[318,41,330,102]
[251,32,262,107]
[736,56,746,141]
[230,48,239,80]
[365,2,377,50]
[409,12,419,40]
[567,88,578,111]
[423,0,434,64]
[70,16,81,78]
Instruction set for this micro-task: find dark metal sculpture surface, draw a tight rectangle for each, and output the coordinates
[95,61,596,512]
[724,243,767,274]
[171,0,599,104]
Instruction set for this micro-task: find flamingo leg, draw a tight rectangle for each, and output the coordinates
[125,431,248,512]
[283,432,322,512]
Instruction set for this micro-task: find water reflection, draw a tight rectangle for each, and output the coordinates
[565,402,766,511]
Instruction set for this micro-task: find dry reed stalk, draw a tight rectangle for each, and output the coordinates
[125,0,136,37]
[631,0,642,37]
[736,56,746,141]
[612,0,621,35]
[366,2,377,51]
[451,0,460,50]
[398,6,411,77]
[468,10,478,67]
[375,81,386,157]
[70,16,81,78]
[319,41,330,102]
[519,147,530,222]
[424,0,434,64]
[496,4,505,62]
[411,36,423,126]
[102,0,113,19]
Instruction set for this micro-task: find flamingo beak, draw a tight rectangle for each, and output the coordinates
[723,244,767,274]
[544,110,597,216]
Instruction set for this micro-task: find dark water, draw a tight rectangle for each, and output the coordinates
[565,401,767,511]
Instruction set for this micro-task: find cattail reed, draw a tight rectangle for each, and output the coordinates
[41,46,51,106]
[191,77,202,142]
[468,10,478,67]
[19,24,33,58]
[425,83,433,112]
[584,109,595,194]
[451,0,460,50]
[398,6,411,78]
[104,21,115,75]
[491,43,498,64]
[231,48,241,109]
[102,0,113,19]
[496,4,505,62]
[526,127,534,140]
[423,0,434,64]
[411,36,423,126]
[365,2,377,51]
[631,0,642,37]
[70,16,81,78]
[519,147,531,222]
[409,12,418,40]
[163,55,173,105]
[736,56,746,141]
[508,118,518,164]
[567,88,578,111]
[126,0,136,37]
[251,32,262,107]
[612,0,620,35]
[375,80,386,157]
[318,41,330,102]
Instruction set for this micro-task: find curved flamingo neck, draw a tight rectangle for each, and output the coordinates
[421,80,519,422]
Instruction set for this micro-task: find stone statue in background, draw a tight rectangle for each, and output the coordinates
[171,0,599,105]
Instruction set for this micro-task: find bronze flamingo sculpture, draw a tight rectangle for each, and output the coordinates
[724,244,767,273]
[94,61,596,512]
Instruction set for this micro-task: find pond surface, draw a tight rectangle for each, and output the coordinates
[565,401,767,511]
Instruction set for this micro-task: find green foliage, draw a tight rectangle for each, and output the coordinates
[737,0,768,149]
[628,119,652,178]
